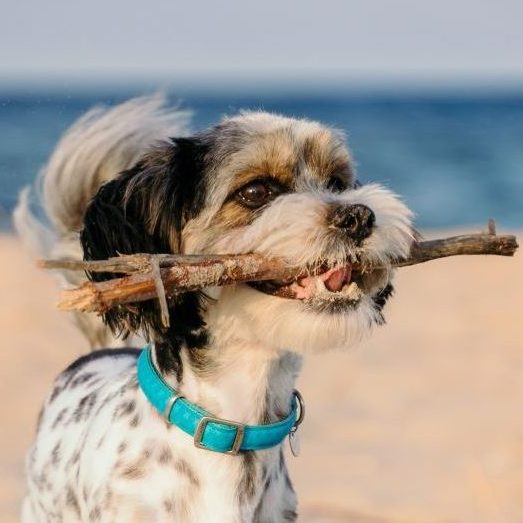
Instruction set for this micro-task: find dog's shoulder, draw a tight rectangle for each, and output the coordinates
[62,347,141,375]
[38,347,142,430]
[23,347,168,520]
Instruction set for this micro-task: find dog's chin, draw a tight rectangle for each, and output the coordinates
[207,269,391,354]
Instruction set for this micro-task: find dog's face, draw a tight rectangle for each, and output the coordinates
[82,111,413,355]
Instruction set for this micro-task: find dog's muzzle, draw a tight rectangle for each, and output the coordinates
[248,202,385,306]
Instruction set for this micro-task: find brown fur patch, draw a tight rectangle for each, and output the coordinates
[118,449,151,480]
[174,458,200,487]
[238,451,258,504]
[163,497,175,513]
[221,128,297,199]
[210,129,297,230]
[65,487,81,517]
[157,446,173,464]
[213,201,255,229]
[120,464,146,480]
[209,124,353,239]
[301,131,352,182]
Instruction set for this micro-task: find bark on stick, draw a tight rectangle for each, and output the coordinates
[39,228,518,314]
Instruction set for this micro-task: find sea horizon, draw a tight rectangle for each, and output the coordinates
[1,83,522,231]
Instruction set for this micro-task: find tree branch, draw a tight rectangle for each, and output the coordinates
[39,226,518,313]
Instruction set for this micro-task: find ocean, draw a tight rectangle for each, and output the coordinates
[1,88,522,230]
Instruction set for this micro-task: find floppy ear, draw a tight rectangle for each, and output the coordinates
[80,137,210,365]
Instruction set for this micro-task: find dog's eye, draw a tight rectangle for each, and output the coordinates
[236,181,274,208]
[326,176,347,193]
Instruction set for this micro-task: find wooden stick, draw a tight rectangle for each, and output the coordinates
[39,226,518,313]
[150,256,170,328]
[394,232,518,267]
[53,254,297,312]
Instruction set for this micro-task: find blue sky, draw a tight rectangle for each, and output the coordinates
[1,0,522,86]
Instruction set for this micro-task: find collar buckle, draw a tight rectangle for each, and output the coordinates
[194,416,245,455]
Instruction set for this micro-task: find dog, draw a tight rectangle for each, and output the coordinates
[16,95,413,522]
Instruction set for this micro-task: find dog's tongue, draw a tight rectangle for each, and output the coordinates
[291,265,352,299]
[322,266,351,292]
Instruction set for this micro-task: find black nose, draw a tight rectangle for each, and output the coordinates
[329,204,375,242]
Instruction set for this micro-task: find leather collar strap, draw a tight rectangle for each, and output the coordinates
[137,347,300,455]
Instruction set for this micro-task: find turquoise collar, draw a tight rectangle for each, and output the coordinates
[137,347,303,455]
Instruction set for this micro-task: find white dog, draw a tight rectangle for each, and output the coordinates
[16,95,413,522]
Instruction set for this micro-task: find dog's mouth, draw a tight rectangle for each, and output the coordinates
[249,262,389,310]
[289,265,356,299]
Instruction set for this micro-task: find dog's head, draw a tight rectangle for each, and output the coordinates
[82,111,413,363]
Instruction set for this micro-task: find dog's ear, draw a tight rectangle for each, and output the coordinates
[80,137,209,350]
[82,137,208,258]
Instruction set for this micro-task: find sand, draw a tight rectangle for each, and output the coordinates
[0,232,521,523]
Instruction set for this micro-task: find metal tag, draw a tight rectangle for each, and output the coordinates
[289,429,301,457]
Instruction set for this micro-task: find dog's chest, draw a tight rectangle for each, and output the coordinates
[23,354,296,523]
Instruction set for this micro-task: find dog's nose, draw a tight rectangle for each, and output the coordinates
[329,204,375,242]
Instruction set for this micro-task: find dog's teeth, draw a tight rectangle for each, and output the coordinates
[315,278,327,292]
[343,281,363,300]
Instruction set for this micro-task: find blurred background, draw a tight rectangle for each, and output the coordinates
[0,1,522,522]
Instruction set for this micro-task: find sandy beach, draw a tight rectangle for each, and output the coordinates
[1,231,521,523]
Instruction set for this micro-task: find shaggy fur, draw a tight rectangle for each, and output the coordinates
[17,95,413,522]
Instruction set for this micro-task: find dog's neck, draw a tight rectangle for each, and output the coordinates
[150,290,302,520]
[155,337,302,427]
[153,292,303,426]
[178,340,299,424]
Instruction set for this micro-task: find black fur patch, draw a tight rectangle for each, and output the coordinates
[50,442,61,466]
[80,138,211,374]
[114,399,136,418]
[72,392,98,423]
[70,372,96,388]
[63,348,141,374]
[373,283,394,322]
